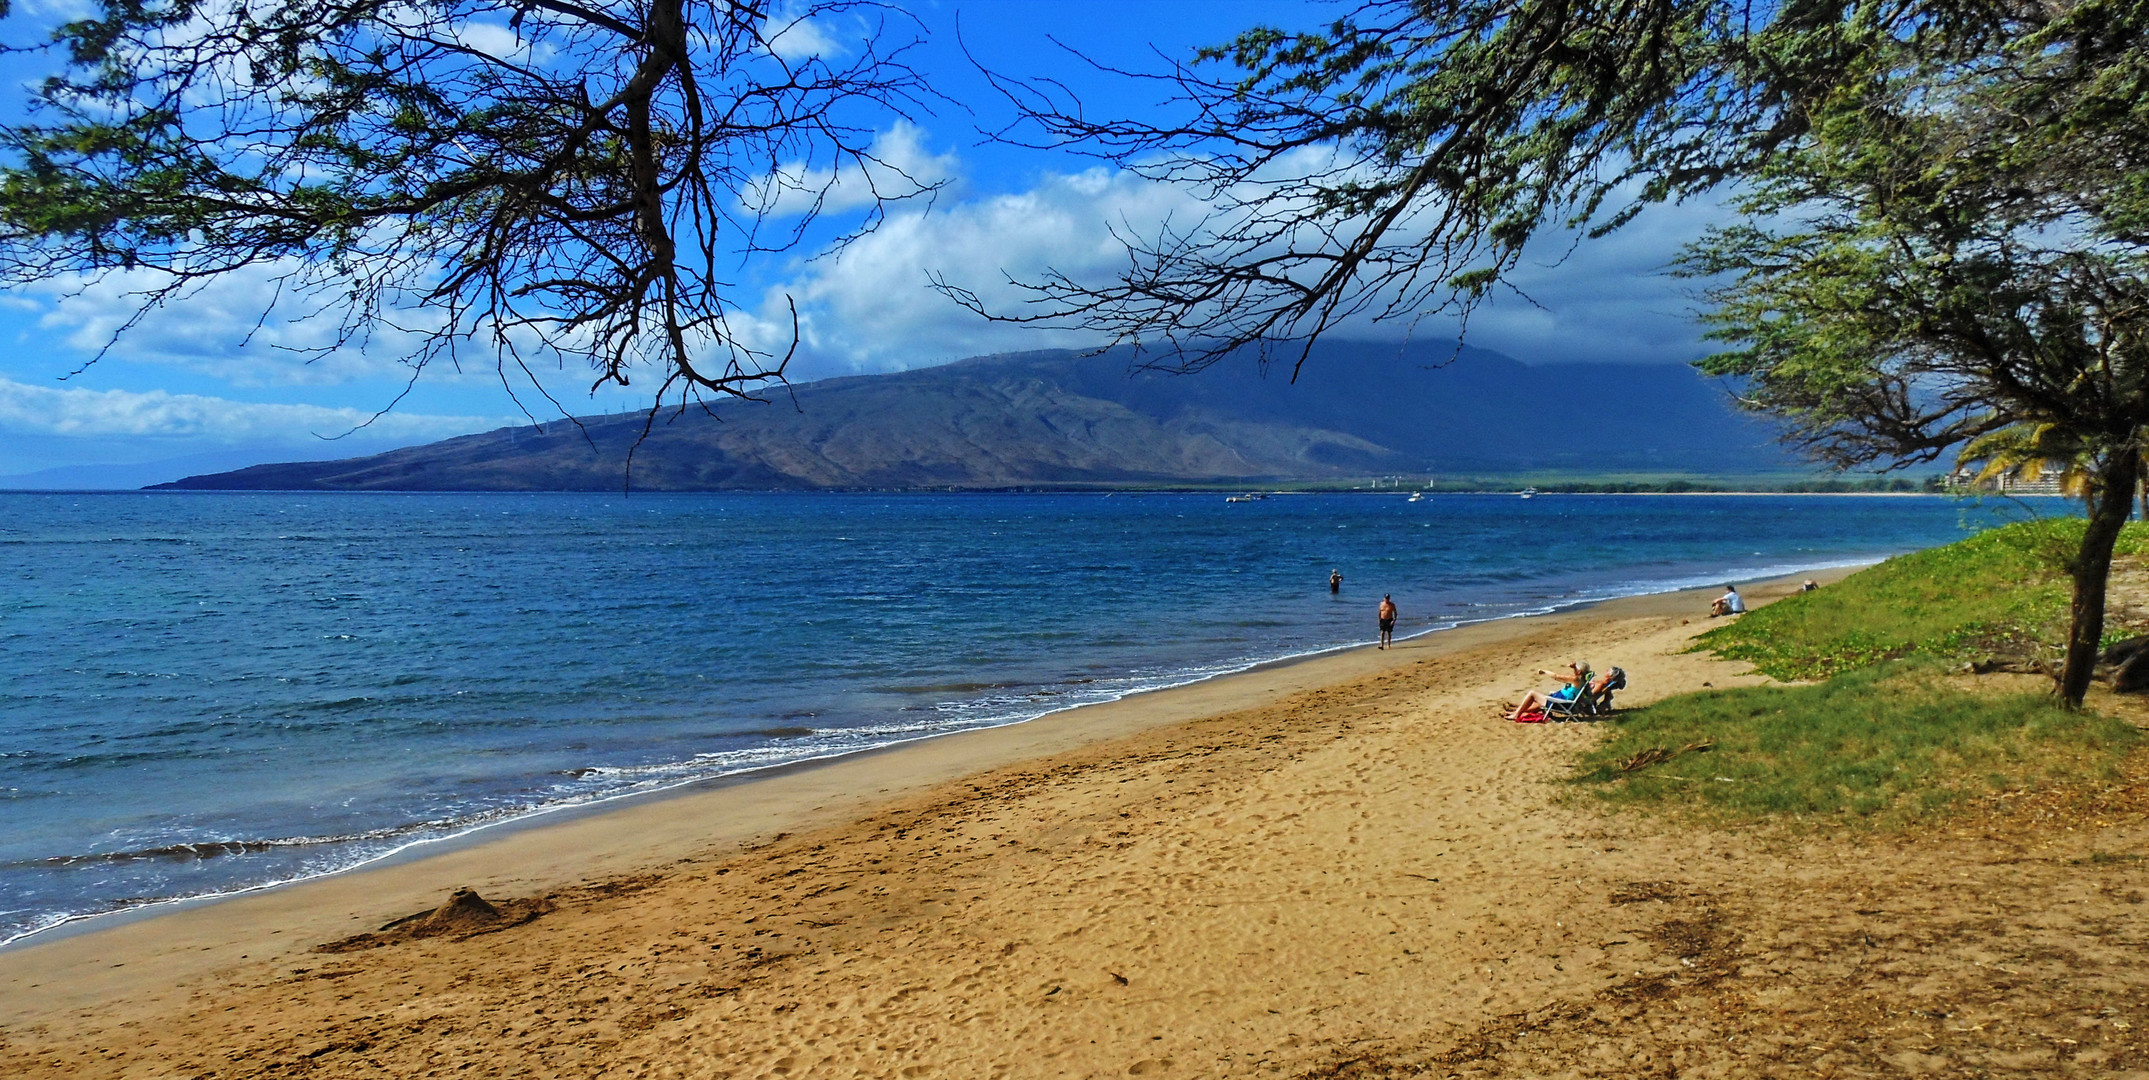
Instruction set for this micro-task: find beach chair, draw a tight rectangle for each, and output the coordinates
[1541,668,1596,721]
[1545,666,1626,720]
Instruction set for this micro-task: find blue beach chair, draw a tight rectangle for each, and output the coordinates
[1546,666,1626,720]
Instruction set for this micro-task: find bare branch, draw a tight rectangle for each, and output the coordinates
[1,0,946,413]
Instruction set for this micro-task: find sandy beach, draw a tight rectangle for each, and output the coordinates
[5,569,2148,1078]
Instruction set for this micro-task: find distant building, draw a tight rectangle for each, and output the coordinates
[1945,468,2068,496]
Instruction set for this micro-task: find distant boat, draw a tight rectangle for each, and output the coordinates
[1407,492,1423,502]
[1519,487,1538,499]
[1225,492,1269,503]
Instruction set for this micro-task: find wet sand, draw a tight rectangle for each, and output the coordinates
[6,565,2148,1078]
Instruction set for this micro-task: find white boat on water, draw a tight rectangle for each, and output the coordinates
[1408,492,1423,502]
[1519,487,1538,499]
[1225,492,1269,503]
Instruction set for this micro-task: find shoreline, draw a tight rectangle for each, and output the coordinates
[4,486,2023,497]
[0,556,1874,956]
[10,555,2145,1079]
[0,563,1859,1030]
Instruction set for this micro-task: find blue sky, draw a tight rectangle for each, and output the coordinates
[0,1,1724,484]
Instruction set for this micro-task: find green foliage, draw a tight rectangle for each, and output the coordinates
[1682,2,2149,480]
[1673,1,2149,697]
[1697,519,2149,681]
[1570,664,2141,828]
[963,0,1999,372]
[0,0,939,403]
[1289,472,1942,494]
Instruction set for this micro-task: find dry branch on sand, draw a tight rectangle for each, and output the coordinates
[1616,740,1715,773]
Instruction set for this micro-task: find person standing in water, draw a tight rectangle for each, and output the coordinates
[1377,594,1397,649]
[1330,569,1343,594]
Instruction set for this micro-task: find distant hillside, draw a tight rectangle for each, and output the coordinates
[152,343,1796,491]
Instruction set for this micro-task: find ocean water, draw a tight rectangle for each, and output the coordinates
[0,490,2050,943]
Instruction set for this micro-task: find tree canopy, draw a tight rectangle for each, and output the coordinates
[0,0,940,412]
[942,0,2136,378]
[1681,0,2149,704]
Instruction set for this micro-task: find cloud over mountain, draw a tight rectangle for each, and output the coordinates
[0,377,513,442]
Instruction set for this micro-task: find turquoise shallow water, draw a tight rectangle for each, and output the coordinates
[0,490,2048,943]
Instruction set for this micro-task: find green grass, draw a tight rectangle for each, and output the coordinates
[1256,471,1932,493]
[1697,517,2149,681]
[1570,664,2142,828]
[1583,519,2149,830]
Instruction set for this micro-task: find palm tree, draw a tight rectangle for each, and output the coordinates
[1956,423,2097,498]
[1956,423,2148,517]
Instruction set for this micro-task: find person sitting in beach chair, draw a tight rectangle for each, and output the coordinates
[1504,661,1590,722]
[1545,666,1627,720]
[1506,664,1626,722]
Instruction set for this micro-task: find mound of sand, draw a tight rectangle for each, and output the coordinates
[314,887,552,953]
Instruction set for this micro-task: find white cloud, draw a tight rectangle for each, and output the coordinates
[10,133,1725,412]
[766,165,1209,372]
[453,20,532,62]
[19,261,492,387]
[15,0,96,19]
[744,122,959,219]
[765,157,1729,373]
[1451,192,1735,364]
[766,5,847,61]
[0,377,513,442]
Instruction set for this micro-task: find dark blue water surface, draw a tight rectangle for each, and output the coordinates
[0,491,2052,942]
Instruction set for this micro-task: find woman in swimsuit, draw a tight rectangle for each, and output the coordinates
[1505,661,1589,721]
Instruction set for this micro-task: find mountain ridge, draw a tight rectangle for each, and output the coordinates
[152,343,1795,491]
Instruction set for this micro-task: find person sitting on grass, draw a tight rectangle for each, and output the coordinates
[1709,584,1745,617]
[1504,661,1590,722]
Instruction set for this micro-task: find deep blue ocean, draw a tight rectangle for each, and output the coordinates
[0,491,2053,944]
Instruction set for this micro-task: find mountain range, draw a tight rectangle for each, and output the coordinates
[152,342,1795,490]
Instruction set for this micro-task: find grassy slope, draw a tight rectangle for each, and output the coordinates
[1572,665,2138,827]
[1698,518,2149,681]
[1572,518,2147,828]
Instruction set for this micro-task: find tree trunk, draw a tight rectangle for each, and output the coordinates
[2061,451,2143,708]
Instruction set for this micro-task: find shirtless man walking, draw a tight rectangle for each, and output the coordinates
[1377,594,1397,649]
